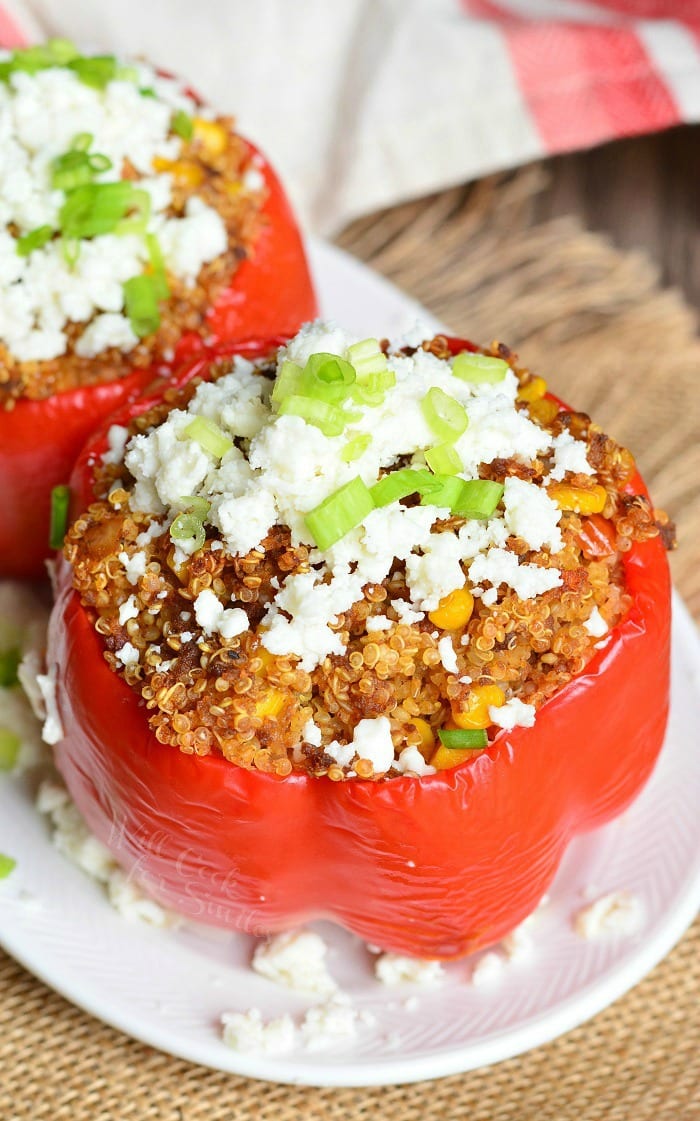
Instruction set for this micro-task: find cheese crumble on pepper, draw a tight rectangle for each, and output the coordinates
[65,322,671,779]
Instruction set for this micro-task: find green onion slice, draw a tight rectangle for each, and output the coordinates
[0,648,20,688]
[347,338,388,380]
[370,468,442,509]
[49,484,70,550]
[437,728,488,749]
[123,274,160,338]
[305,477,375,551]
[145,233,170,300]
[115,188,151,236]
[278,395,353,438]
[421,387,468,442]
[452,352,509,384]
[425,443,463,476]
[59,181,137,240]
[271,360,303,405]
[450,479,504,519]
[418,474,464,511]
[179,495,211,519]
[0,728,21,771]
[172,109,193,140]
[183,416,233,459]
[68,55,120,90]
[341,434,372,463]
[170,513,205,552]
[16,225,53,257]
[0,854,16,880]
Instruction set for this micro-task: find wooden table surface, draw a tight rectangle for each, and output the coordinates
[533,125,699,315]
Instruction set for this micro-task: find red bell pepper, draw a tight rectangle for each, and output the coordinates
[0,141,316,581]
[46,341,671,959]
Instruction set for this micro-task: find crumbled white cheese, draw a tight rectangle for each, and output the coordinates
[468,547,562,600]
[574,891,643,939]
[252,930,337,997]
[159,196,227,285]
[365,615,392,632]
[548,432,594,482]
[221,1008,295,1056]
[470,951,505,986]
[437,635,459,674]
[116,642,140,667]
[300,994,363,1052]
[36,779,174,925]
[118,595,139,626]
[102,424,130,466]
[352,717,395,775]
[489,697,536,730]
[394,746,436,777]
[193,589,248,641]
[325,740,357,768]
[375,953,445,987]
[301,718,322,747]
[584,606,608,637]
[36,666,64,745]
[118,550,147,585]
[503,476,562,552]
[75,312,138,358]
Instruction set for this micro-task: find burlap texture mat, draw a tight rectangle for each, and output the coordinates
[1,167,698,1120]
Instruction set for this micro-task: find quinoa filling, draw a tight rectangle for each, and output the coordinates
[0,42,264,405]
[64,325,674,780]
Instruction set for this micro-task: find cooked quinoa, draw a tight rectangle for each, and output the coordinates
[0,42,264,406]
[64,323,674,780]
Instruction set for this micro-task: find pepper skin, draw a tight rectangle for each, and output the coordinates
[46,342,671,959]
[0,140,316,581]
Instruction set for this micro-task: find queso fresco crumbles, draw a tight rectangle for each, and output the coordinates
[0,40,264,403]
[64,322,674,780]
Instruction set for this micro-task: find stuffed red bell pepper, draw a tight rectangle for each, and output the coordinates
[0,40,316,580]
[46,322,673,959]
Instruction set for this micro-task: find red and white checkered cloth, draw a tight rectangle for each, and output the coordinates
[2,0,700,232]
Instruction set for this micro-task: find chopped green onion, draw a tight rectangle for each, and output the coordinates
[370,468,442,509]
[51,150,97,192]
[116,64,139,83]
[123,274,161,339]
[115,188,151,236]
[45,38,80,64]
[0,854,16,880]
[16,225,53,257]
[145,234,170,300]
[450,480,504,519]
[0,648,20,688]
[278,395,353,438]
[271,360,303,405]
[72,132,93,152]
[59,181,137,240]
[183,416,233,459]
[68,55,120,90]
[425,443,463,476]
[452,352,509,384]
[419,474,465,511]
[49,484,70,551]
[139,86,156,98]
[341,433,372,462]
[304,353,356,404]
[172,110,194,140]
[421,387,468,442]
[62,238,80,267]
[347,338,388,380]
[350,368,396,407]
[305,477,375,551]
[179,495,211,519]
[88,152,112,173]
[0,728,20,771]
[170,513,205,552]
[437,728,488,749]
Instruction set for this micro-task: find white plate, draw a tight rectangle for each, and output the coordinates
[1,240,699,1087]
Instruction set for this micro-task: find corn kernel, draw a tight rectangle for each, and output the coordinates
[452,684,504,729]
[548,483,607,515]
[152,156,204,187]
[411,718,435,761]
[528,397,559,426]
[255,689,286,719]
[428,587,474,630]
[517,376,547,403]
[193,117,228,156]
[430,744,483,770]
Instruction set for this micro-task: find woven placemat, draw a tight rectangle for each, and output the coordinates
[2,167,699,1121]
